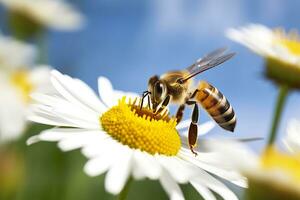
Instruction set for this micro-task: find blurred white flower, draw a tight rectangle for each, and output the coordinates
[0,34,52,142]
[207,137,300,199]
[0,33,36,69]
[0,66,52,142]
[227,24,300,88]
[227,24,300,65]
[0,0,84,31]
[27,70,246,200]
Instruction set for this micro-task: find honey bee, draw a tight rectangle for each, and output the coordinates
[141,47,236,155]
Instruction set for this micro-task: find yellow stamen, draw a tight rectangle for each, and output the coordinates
[100,97,181,156]
[274,29,300,56]
[261,146,300,183]
[10,70,33,103]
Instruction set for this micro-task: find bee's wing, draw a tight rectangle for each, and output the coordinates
[186,47,228,72]
[182,48,235,83]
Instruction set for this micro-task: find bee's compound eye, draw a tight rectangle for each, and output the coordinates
[177,78,184,84]
[155,82,163,95]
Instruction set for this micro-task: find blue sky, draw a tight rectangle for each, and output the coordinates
[2,0,300,150]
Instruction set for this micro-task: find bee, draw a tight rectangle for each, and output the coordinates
[141,47,236,155]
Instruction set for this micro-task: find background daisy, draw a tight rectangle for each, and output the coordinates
[0,33,52,143]
[0,0,84,31]
[226,24,300,89]
[207,130,300,200]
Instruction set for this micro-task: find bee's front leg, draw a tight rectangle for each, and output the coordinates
[186,100,199,156]
[140,91,151,110]
[155,95,170,115]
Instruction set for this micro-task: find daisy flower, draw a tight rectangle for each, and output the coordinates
[207,133,300,200]
[227,24,300,88]
[27,70,246,200]
[0,0,84,34]
[0,33,52,143]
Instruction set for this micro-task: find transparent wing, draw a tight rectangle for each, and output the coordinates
[182,48,235,83]
[186,47,228,72]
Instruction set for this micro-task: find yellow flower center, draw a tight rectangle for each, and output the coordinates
[261,147,300,183]
[10,71,33,103]
[274,29,300,56]
[278,38,300,56]
[100,97,181,156]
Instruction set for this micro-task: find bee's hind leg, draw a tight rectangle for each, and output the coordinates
[186,100,199,156]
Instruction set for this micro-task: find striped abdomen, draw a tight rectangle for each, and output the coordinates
[195,81,236,132]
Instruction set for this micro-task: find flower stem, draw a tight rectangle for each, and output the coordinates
[118,177,133,200]
[267,84,289,146]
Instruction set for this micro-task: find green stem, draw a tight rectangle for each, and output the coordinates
[118,177,133,200]
[267,84,289,146]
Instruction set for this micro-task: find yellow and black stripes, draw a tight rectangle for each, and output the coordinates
[195,81,236,132]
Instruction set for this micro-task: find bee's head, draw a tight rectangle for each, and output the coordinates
[148,75,167,112]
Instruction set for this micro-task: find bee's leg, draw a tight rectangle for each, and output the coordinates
[175,104,185,124]
[147,92,151,110]
[155,95,170,115]
[140,91,149,110]
[186,100,199,156]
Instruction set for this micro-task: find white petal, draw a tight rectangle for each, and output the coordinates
[132,150,162,180]
[159,172,185,200]
[105,146,133,195]
[29,66,54,94]
[51,70,105,114]
[176,119,191,130]
[27,128,103,149]
[98,76,115,107]
[84,149,119,177]
[284,119,300,153]
[204,140,258,171]
[0,85,26,142]
[57,131,107,151]
[98,76,138,107]
[178,149,247,188]
[180,121,215,138]
[191,183,216,200]
[190,171,238,200]
[226,24,274,57]
[27,128,72,145]
[81,137,119,158]
[28,112,75,127]
[30,93,100,129]
[0,33,36,68]
[158,155,197,184]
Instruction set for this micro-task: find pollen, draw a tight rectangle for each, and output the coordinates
[261,146,300,183]
[100,97,181,156]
